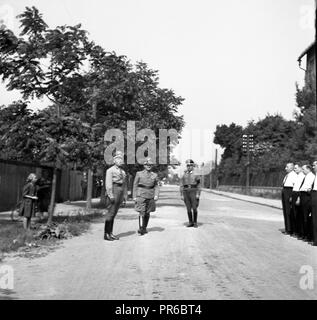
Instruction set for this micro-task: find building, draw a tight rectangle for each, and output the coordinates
[298,42,316,86]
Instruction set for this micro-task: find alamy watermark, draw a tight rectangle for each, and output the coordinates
[299,265,314,290]
[299,4,315,30]
[0,264,14,290]
[103,121,212,175]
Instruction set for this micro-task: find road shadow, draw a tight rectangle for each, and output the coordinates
[117,230,136,238]
[182,222,204,227]
[0,289,17,300]
[147,227,165,232]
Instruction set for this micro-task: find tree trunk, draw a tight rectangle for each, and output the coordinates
[86,168,93,212]
[48,167,58,225]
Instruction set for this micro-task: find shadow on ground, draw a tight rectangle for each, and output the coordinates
[182,222,204,227]
[117,230,136,238]
[117,227,165,238]
[0,289,17,300]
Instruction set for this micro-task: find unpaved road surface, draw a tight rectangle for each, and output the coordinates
[1,185,317,300]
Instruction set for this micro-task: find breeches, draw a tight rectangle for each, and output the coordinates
[183,189,198,212]
[105,185,124,221]
[135,197,156,217]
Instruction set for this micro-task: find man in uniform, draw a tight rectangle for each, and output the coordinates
[299,164,315,241]
[311,161,317,246]
[180,159,201,228]
[133,158,160,235]
[291,164,305,238]
[104,151,127,241]
[281,163,297,235]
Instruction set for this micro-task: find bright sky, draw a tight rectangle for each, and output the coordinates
[0,0,315,172]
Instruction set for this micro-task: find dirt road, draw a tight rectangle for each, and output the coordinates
[1,185,317,300]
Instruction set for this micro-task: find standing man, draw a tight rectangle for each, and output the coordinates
[133,158,160,236]
[311,161,317,246]
[281,163,297,235]
[180,159,201,228]
[299,164,315,241]
[104,151,127,241]
[291,164,305,237]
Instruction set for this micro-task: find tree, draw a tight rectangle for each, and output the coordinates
[0,7,185,217]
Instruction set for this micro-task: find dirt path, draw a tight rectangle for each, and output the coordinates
[1,186,317,300]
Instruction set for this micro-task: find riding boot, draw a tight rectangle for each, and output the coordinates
[104,220,113,241]
[143,214,150,234]
[138,215,144,235]
[187,210,194,227]
[193,210,198,228]
[109,219,119,240]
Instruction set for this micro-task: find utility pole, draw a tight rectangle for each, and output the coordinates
[215,149,218,189]
[242,134,254,195]
[209,160,212,189]
[246,138,250,195]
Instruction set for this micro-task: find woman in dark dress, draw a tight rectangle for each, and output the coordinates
[19,173,38,230]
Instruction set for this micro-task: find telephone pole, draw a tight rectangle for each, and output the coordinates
[215,149,218,188]
[242,134,254,195]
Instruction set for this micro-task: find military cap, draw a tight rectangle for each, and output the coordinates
[113,151,124,160]
[185,159,195,165]
[144,158,154,165]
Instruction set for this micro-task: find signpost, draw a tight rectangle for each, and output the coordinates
[242,134,254,195]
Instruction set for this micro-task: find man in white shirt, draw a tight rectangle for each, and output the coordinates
[291,164,305,237]
[311,161,317,246]
[281,163,297,235]
[299,164,315,241]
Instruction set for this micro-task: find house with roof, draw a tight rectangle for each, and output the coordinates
[298,42,316,86]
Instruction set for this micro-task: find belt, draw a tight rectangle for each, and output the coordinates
[183,184,197,189]
[138,184,154,189]
[113,182,123,187]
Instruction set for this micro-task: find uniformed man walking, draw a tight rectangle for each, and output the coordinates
[281,163,297,235]
[104,151,127,241]
[133,158,160,235]
[180,159,201,228]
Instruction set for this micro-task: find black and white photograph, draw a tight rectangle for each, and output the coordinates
[0,0,316,305]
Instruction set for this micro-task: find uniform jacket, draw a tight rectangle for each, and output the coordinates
[105,165,127,199]
[133,170,160,199]
[180,170,201,196]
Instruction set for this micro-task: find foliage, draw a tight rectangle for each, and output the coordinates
[214,76,316,186]
[0,7,185,184]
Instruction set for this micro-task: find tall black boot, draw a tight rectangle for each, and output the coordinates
[109,219,119,240]
[138,216,144,235]
[193,210,198,228]
[104,220,113,241]
[187,210,194,227]
[143,215,150,234]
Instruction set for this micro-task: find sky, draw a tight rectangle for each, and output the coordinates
[0,0,315,173]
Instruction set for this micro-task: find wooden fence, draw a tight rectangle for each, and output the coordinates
[0,159,84,212]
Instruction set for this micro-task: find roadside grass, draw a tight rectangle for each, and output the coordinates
[0,210,104,255]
